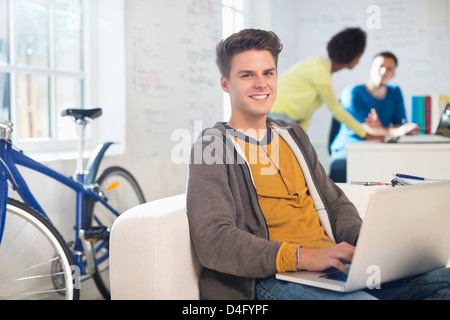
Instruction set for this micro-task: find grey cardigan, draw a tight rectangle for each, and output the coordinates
[186,119,362,300]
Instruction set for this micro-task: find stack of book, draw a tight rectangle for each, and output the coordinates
[411,94,449,134]
[391,173,448,186]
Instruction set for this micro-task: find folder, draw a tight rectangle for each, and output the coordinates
[424,96,431,134]
[412,96,425,134]
[413,94,449,135]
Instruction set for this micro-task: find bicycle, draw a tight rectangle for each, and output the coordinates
[0,108,146,300]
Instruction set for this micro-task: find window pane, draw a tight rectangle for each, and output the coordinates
[56,0,81,6]
[222,7,234,38]
[222,0,233,7]
[0,0,8,64]
[0,72,10,120]
[234,12,244,32]
[17,73,49,139]
[55,8,82,72]
[16,1,49,67]
[234,0,245,11]
[56,76,82,140]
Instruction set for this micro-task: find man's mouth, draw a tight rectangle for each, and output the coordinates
[250,94,269,101]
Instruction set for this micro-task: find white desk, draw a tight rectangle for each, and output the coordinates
[346,141,450,183]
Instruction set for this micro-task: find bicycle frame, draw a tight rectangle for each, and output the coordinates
[0,137,120,274]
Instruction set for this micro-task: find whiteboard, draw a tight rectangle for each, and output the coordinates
[271,0,450,144]
[126,0,223,160]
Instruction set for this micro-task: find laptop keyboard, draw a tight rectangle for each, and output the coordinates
[319,269,348,282]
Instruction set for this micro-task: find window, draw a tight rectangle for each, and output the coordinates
[221,0,246,121]
[0,0,87,150]
[0,0,125,158]
[222,0,245,39]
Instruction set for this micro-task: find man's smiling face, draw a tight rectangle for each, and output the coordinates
[221,49,277,121]
[370,55,396,87]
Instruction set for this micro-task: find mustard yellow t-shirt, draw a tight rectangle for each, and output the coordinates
[271,56,367,138]
[231,126,334,272]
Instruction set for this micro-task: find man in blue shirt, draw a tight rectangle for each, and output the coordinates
[329,51,419,182]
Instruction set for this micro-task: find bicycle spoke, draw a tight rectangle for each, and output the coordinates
[0,201,78,300]
[0,230,40,279]
[0,285,67,299]
[0,216,52,280]
[0,256,60,281]
[1,270,65,283]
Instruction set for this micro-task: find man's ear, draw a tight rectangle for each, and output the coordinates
[220,76,230,93]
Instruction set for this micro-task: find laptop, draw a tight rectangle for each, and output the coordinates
[386,103,450,143]
[436,103,450,138]
[276,182,450,292]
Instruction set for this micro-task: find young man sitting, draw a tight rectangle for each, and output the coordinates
[186,29,450,300]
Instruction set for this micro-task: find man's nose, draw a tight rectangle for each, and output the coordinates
[254,76,267,88]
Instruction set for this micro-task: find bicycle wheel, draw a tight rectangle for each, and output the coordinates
[89,166,145,299]
[0,199,79,300]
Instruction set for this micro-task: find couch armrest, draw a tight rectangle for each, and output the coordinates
[110,194,201,300]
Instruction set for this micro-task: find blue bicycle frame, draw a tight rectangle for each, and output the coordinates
[0,137,119,274]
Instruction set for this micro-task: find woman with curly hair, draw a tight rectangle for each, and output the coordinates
[270,27,381,140]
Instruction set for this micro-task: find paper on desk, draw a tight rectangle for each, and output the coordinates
[392,175,449,186]
[385,134,450,144]
[392,177,435,185]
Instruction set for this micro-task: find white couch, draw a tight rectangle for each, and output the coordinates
[109,183,387,300]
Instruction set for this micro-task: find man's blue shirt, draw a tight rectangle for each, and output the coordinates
[331,84,407,153]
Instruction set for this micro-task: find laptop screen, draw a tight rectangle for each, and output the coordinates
[436,103,450,137]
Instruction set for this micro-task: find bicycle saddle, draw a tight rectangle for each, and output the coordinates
[61,108,102,121]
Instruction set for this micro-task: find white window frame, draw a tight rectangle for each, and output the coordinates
[0,0,125,161]
[222,0,246,39]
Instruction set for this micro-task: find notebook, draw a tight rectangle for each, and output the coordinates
[276,182,450,292]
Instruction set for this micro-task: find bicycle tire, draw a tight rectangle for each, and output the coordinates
[89,166,145,299]
[0,198,79,300]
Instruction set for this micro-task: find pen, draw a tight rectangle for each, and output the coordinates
[395,173,424,180]
[351,182,386,186]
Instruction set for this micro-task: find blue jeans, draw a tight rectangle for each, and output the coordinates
[256,267,450,300]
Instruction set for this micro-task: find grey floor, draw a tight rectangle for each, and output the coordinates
[80,277,105,300]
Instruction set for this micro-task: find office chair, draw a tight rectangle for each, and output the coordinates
[328,117,341,154]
